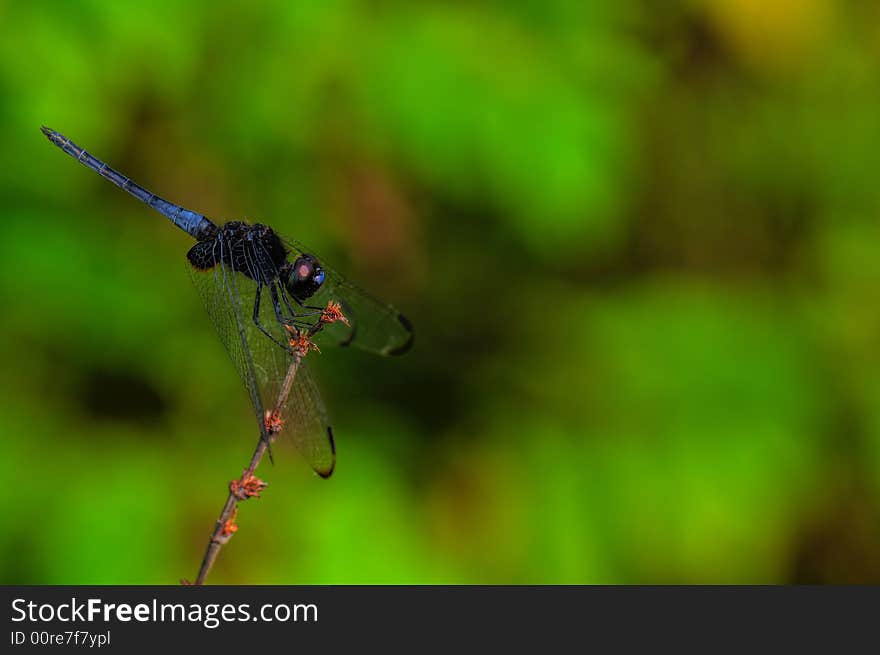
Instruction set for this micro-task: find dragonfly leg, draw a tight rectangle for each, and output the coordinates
[288,294,326,313]
[268,282,292,324]
[252,282,291,352]
[270,282,323,324]
[276,281,299,317]
[285,295,325,318]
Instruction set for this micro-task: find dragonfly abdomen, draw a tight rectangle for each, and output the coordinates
[40,127,216,240]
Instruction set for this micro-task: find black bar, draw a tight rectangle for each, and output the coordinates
[1,586,876,651]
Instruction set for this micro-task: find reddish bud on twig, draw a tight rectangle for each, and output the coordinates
[220,509,238,538]
[321,300,351,327]
[264,409,284,435]
[230,471,268,500]
[287,331,320,356]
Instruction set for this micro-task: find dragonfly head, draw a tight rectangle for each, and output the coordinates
[282,254,325,301]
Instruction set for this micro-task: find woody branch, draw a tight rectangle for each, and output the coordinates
[188,300,349,585]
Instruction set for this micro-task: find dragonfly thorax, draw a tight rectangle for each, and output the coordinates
[187,221,288,285]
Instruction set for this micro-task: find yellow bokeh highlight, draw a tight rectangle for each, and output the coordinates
[702,0,835,73]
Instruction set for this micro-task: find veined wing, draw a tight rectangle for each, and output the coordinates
[187,237,336,478]
[285,238,414,356]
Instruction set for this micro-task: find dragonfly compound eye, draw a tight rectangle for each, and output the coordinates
[285,254,325,301]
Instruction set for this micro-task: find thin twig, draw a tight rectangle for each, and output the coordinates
[192,438,271,585]
[192,355,301,585]
[189,301,347,585]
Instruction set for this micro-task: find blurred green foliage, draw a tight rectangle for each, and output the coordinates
[2,0,880,583]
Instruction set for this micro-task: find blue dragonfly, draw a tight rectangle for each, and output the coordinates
[41,127,413,478]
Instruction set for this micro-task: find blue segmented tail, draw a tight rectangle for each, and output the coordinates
[40,126,217,240]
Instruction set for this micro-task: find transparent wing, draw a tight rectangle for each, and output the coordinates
[285,238,414,356]
[187,237,336,478]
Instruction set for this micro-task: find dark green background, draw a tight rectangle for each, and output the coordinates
[2,1,879,583]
